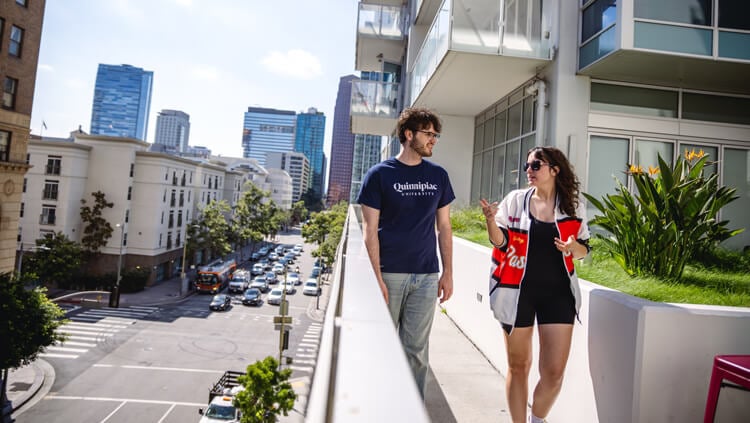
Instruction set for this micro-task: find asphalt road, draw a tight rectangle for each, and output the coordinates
[15,230,325,423]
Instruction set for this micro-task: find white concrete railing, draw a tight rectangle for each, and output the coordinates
[306,205,429,422]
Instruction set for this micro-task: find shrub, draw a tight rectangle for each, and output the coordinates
[119,267,151,293]
[584,151,743,280]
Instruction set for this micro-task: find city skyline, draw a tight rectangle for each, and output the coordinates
[30,0,358,160]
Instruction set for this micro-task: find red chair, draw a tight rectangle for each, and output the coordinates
[704,354,750,423]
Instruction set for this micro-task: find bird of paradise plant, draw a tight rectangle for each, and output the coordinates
[583,152,743,280]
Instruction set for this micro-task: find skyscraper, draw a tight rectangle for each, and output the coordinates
[90,64,153,141]
[349,134,383,202]
[266,151,310,202]
[327,75,358,205]
[241,107,296,166]
[154,110,190,153]
[294,107,326,198]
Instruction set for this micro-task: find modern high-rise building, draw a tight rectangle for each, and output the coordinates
[90,64,153,141]
[241,107,296,166]
[294,107,326,198]
[266,151,310,202]
[1,0,46,273]
[326,75,358,205]
[154,109,190,153]
[349,134,383,202]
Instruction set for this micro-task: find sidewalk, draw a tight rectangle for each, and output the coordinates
[6,254,510,422]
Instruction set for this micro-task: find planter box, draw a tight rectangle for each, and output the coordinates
[447,237,750,422]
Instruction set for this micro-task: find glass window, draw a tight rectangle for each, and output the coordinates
[635,0,711,26]
[16,0,28,6]
[587,136,629,220]
[507,102,523,140]
[481,151,493,200]
[522,97,535,134]
[582,0,616,42]
[471,154,481,203]
[521,134,537,159]
[635,139,674,169]
[473,124,482,152]
[721,147,750,250]
[3,77,18,109]
[43,181,59,200]
[9,25,23,57]
[683,92,750,125]
[0,130,9,162]
[579,25,616,68]
[590,83,678,118]
[41,206,56,225]
[494,111,507,145]
[634,22,712,56]
[679,143,718,176]
[483,117,495,150]
[0,19,4,51]
[491,145,506,200]
[719,1,750,30]
[719,31,750,60]
[504,141,521,194]
[45,157,61,175]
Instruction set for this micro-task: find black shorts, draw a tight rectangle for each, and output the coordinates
[513,281,575,328]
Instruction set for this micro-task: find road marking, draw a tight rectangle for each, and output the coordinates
[59,329,113,337]
[63,322,128,329]
[296,353,316,358]
[99,400,126,423]
[44,395,204,407]
[289,365,313,372]
[38,353,78,359]
[66,335,98,342]
[57,341,96,347]
[120,365,226,374]
[293,359,316,365]
[156,403,177,423]
[45,346,89,353]
[298,342,317,348]
[93,364,114,368]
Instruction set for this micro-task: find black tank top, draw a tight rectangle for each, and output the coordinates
[521,213,569,295]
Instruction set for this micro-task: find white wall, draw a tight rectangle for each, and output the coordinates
[447,237,750,422]
[431,114,475,207]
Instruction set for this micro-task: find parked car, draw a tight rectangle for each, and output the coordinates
[268,252,278,261]
[267,288,284,305]
[273,263,285,274]
[251,263,264,275]
[310,266,322,278]
[286,272,301,286]
[209,294,231,311]
[303,279,321,296]
[281,280,295,294]
[228,270,250,293]
[241,288,263,306]
[265,271,278,284]
[250,275,269,293]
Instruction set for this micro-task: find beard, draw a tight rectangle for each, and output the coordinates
[411,141,433,157]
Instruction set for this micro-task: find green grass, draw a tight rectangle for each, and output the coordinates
[451,206,750,307]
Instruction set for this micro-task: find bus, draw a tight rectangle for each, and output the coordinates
[195,259,237,294]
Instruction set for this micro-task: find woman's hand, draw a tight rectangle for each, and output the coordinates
[554,235,580,258]
[480,198,498,221]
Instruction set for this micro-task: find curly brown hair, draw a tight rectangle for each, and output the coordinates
[528,146,580,217]
[397,107,442,144]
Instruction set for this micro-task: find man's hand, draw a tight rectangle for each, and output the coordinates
[378,279,389,304]
[437,273,453,303]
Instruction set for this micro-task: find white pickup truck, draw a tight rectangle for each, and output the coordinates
[199,371,245,423]
[228,270,250,293]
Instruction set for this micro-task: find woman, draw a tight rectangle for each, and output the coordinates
[480,146,590,423]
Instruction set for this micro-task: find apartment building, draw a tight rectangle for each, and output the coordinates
[353,0,749,250]
[0,0,46,273]
[266,151,310,202]
[21,133,264,284]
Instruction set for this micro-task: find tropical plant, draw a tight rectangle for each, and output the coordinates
[583,150,743,280]
[0,272,66,408]
[233,356,295,423]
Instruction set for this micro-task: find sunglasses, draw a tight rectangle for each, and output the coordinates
[523,160,550,172]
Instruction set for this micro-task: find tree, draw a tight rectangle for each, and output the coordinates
[197,200,233,259]
[233,183,275,258]
[289,201,308,226]
[0,272,66,410]
[24,232,83,288]
[302,201,347,267]
[300,188,324,212]
[233,356,295,423]
[80,190,114,254]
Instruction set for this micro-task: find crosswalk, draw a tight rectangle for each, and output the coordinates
[40,306,159,360]
[289,321,322,373]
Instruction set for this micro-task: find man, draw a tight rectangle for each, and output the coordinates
[357,107,455,397]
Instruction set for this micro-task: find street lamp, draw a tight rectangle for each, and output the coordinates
[180,234,189,297]
[109,223,125,308]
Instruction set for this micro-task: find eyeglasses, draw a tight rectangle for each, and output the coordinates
[523,160,550,172]
[415,130,440,139]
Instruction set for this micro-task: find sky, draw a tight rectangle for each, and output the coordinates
[31,0,359,159]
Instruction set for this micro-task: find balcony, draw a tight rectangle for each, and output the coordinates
[355,2,407,71]
[409,0,552,116]
[350,80,400,135]
[579,0,750,94]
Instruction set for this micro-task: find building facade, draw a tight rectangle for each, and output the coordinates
[266,151,310,202]
[327,75,358,205]
[241,107,296,166]
[0,0,46,273]
[294,107,326,198]
[349,134,383,202]
[154,109,190,153]
[90,64,153,141]
[352,0,750,252]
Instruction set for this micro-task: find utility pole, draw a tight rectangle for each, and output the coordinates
[274,270,292,369]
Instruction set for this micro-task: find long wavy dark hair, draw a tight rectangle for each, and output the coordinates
[528,146,580,217]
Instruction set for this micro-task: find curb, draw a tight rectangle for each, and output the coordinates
[7,359,55,418]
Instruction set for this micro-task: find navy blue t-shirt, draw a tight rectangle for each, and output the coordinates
[356,158,455,273]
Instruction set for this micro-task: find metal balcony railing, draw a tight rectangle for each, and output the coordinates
[350,80,400,118]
